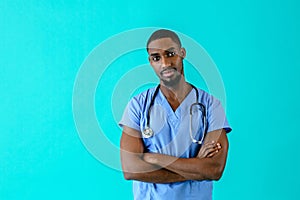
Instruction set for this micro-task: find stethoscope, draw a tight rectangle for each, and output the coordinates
[142,84,207,144]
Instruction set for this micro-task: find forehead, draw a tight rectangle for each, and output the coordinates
[148,38,180,53]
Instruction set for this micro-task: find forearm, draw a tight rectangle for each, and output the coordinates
[125,167,187,183]
[146,129,229,181]
[144,153,224,181]
[121,150,187,183]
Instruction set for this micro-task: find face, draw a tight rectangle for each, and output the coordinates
[147,38,186,87]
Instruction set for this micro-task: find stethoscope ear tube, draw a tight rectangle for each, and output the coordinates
[143,85,160,138]
[189,84,207,144]
[189,103,206,145]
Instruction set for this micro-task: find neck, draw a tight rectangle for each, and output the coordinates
[160,79,191,103]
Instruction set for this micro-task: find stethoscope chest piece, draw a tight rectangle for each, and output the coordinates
[142,126,154,138]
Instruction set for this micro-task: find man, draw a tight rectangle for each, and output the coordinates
[119,29,231,200]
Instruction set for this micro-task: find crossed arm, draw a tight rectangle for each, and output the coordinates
[120,126,229,183]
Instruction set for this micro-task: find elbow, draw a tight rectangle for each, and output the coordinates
[123,171,139,181]
[123,171,134,180]
[212,171,223,181]
[210,166,224,181]
[121,163,141,180]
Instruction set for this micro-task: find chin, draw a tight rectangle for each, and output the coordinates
[161,75,181,87]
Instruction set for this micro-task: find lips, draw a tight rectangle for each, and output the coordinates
[161,67,177,77]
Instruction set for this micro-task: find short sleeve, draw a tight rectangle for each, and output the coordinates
[206,96,232,133]
[119,96,142,131]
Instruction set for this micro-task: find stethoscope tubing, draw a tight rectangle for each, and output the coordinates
[143,83,207,144]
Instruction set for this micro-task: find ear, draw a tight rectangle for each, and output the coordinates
[148,55,152,64]
[180,48,186,59]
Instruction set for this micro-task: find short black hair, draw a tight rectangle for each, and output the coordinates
[146,29,182,50]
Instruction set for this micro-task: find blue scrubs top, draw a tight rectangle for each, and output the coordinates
[119,87,231,200]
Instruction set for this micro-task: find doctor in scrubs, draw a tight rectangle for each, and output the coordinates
[119,29,231,200]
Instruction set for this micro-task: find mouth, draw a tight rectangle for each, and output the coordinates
[160,67,177,78]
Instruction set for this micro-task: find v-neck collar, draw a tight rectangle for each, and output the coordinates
[157,88,195,118]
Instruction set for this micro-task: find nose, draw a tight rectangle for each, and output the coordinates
[161,56,172,68]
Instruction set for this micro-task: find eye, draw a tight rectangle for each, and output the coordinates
[166,51,176,57]
[152,56,161,62]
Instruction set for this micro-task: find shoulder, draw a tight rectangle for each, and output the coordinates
[131,87,157,102]
[128,87,157,108]
[195,87,224,111]
[196,88,218,102]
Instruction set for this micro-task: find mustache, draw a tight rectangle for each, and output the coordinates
[160,67,177,75]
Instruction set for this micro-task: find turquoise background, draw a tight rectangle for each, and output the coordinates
[1,0,299,199]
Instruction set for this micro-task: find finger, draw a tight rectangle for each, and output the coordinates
[202,143,217,150]
[206,144,222,158]
[198,148,213,158]
[207,149,220,158]
[197,142,221,158]
[203,146,218,156]
[204,142,221,152]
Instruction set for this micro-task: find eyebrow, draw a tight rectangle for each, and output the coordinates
[150,52,160,57]
[149,47,176,57]
[165,47,176,52]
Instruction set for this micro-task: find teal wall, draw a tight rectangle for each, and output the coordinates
[1,0,299,199]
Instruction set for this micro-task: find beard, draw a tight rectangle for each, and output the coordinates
[160,67,182,87]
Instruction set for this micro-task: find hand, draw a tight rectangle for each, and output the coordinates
[197,141,221,159]
[143,153,158,164]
